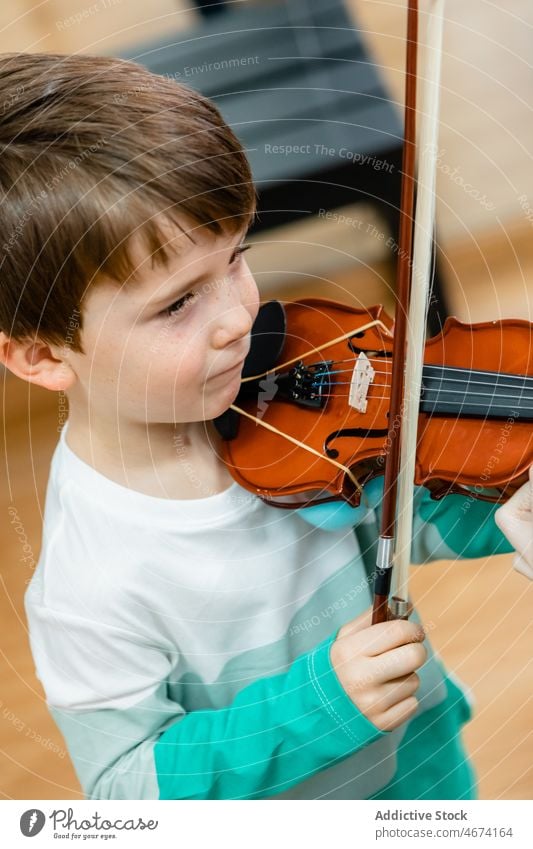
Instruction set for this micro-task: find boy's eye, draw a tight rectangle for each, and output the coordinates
[164,291,196,318]
[231,243,252,263]
[161,244,252,319]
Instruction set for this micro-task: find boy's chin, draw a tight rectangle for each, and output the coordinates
[164,377,242,424]
[206,390,241,420]
[203,379,242,419]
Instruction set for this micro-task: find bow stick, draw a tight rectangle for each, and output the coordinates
[372,0,446,624]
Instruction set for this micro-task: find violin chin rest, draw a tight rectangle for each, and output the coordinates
[213,300,287,441]
[212,407,240,440]
[242,299,287,379]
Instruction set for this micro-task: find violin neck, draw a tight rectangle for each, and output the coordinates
[419,364,533,421]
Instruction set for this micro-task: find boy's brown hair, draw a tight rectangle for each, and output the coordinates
[0,53,256,354]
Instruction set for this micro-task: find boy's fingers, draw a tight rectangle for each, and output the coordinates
[373,696,419,732]
[495,478,532,535]
[358,619,426,658]
[495,479,533,572]
[369,642,427,683]
[367,673,420,713]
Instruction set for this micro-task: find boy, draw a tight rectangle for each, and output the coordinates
[0,52,524,800]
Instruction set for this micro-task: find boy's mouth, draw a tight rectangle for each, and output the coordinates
[210,338,251,380]
[210,358,247,380]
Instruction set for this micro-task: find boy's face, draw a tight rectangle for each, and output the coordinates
[65,221,260,426]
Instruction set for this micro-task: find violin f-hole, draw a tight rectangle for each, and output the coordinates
[324,428,389,459]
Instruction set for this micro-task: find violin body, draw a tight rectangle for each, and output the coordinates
[220,299,533,507]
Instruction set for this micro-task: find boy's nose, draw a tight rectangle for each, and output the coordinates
[211,303,254,351]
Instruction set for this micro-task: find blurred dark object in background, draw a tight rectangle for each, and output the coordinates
[121,0,449,330]
[192,0,226,19]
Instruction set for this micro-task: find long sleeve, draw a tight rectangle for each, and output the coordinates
[409,485,514,562]
[297,476,514,563]
[26,603,384,800]
[154,632,385,800]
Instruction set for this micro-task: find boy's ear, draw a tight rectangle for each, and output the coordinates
[0,331,76,392]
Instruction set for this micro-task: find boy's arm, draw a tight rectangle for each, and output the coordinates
[27,605,384,800]
[409,485,514,563]
[297,477,514,563]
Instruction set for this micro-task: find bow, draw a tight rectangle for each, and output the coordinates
[372,0,446,624]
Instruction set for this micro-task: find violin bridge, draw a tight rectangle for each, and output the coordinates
[349,352,376,413]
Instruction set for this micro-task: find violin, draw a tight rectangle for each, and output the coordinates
[216,0,532,624]
[215,298,533,509]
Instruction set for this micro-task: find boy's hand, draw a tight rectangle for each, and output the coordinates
[494,466,533,581]
[330,608,427,732]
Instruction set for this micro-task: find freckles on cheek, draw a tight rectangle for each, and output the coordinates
[143,321,202,385]
[146,349,199,390]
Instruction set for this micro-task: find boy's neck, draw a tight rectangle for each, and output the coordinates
[63,409,234,500]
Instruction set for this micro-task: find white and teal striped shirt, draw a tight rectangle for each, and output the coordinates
[24,423,511,799]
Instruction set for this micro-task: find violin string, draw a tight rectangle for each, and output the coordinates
[310,366,533,391]
[308,356,533,381]
[316,393,533,410]
[316,367,391,377]
[421,362,533,383]
[308,357,533,386]
[316,388,533,409]
[313,363,533,384]
[329,379,533,401]
[319,379,533,402]
[312,369,533,390]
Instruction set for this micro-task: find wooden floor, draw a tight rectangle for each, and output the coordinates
[0,0,532,802]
